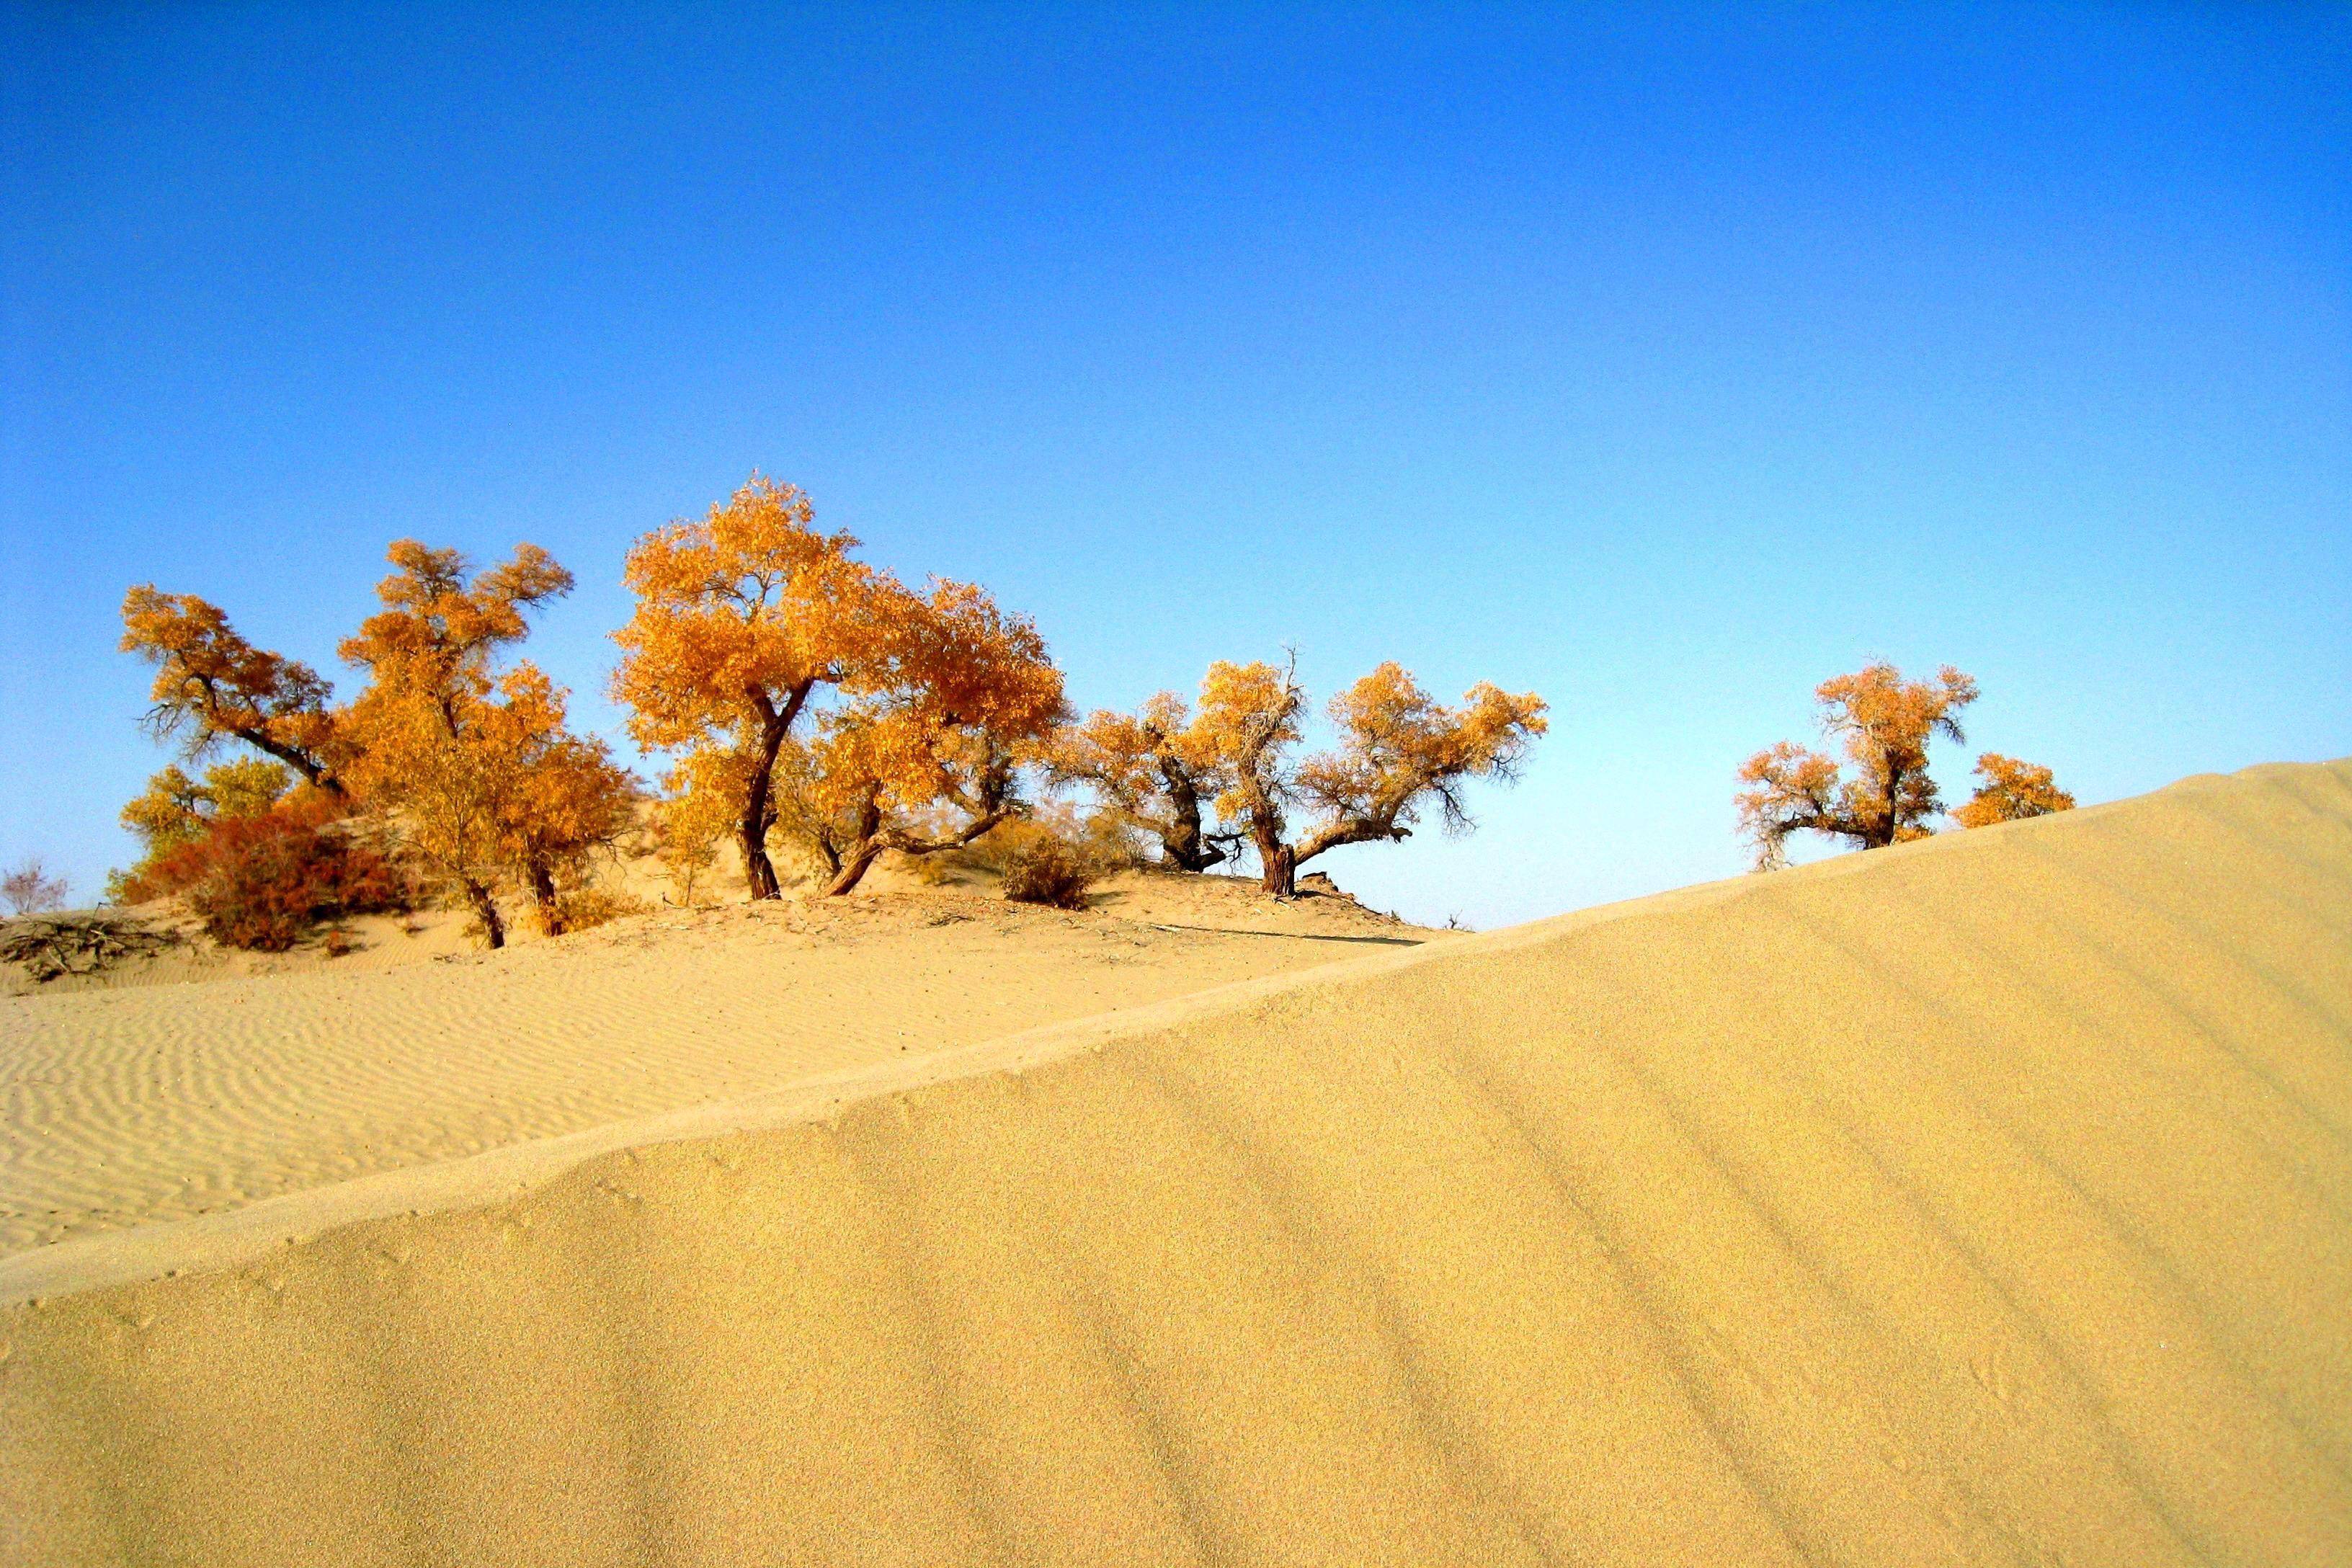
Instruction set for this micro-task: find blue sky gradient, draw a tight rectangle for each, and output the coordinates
[4,3,2346,927]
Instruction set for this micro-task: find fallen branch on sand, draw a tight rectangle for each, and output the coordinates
[1,913,180,983]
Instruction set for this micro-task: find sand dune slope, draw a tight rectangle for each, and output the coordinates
[4,760,2348,1567]
[0,878,1424,1252]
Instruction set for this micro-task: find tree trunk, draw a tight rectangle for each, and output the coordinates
[463,876,506,949]
[737,682,815,901]
[236,728,346,801]
[823,843,888,896]
[1157,760,1224,871]
[1260,839,1296,899]
[527,855,561,935]
[739,716,789,901]
[821,790,890,896]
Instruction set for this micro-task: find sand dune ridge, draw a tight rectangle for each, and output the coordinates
[1,759,2347,1566]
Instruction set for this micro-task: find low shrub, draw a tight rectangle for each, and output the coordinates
[128,808,410,952]
[548,886,646,935]
[1001,837,1093,910]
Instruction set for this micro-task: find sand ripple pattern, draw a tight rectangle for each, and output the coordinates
[2,760,2348,1566]
[0,900,1366,1253]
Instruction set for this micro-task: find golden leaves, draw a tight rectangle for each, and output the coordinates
[1739,664,2067,865]
[1954,754,2075,828]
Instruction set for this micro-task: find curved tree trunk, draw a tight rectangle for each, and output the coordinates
[463,876,506,949]
[1155,757,1226,872]
[739,728,786,901]
[824,797,1016,899]
[824,843,889,896]
[234,727,346,801]
[738,682,814,901]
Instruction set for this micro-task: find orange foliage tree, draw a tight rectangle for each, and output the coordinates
[1046,692,1240,871]
[772,579,1066,895]
[1188,656,1548,896]
[1736,662,1979,869]
[1953,752,2075,828]
[339,541,636,945]
[119,759,293,856]
[109,758,293,901]
[120,587,344,794]
[610,477,889,900]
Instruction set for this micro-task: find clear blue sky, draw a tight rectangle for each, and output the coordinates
[3,3,2346,928]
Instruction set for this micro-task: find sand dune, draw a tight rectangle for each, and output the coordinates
[2,760,2348,1565]
[0,873,1427,1253]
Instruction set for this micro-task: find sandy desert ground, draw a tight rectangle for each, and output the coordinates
[0,868,1430,1253]
[2,759,2348,1566]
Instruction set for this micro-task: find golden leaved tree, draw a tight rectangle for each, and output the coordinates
[339,541,636,945]
[119,759,293,857]
[771,578,1066,895]
[1736,662,1978,870]
[110,759,293,901]
[610,476,889,901]
[120,588,344,795]
[1954,752,2075,828]
[1187,657,1548,897]
[1734,662,2069,868]
[1047,692,1240,871]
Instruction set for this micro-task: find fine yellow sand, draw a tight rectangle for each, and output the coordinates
[0,871,1427,1252]
[3,759,2348,1566]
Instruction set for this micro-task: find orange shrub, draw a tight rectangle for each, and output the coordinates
[129,808,409,951]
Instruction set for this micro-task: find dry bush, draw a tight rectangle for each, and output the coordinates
[1000,837,1093,909]
[548,886,648,934]
[958,806,1142,879]
[2,858,69,916]
[130,808,411,952]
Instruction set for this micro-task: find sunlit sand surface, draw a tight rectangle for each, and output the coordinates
[0,871,1425,1254]
[2,760,2346,1566]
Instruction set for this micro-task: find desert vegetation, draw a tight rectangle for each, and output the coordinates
[1064,656,1550,897]
[2,858,69,916]
[116,541,634,951]
[1737,662,2071,868]
[110,473,1547,944]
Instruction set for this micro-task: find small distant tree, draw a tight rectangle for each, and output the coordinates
[120,587,344,794]
[651,747,748,904]
[476,667,642,927]
[1954,752,2075,828]
[1190,656,1548,897]
[611,476,891,901]
[340,541,636,945]
[772,579,1067,895]
[2,858,69,916]
[1736,662,1978,869]
[1046,692,1241,871]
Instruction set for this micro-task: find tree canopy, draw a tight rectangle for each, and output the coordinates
[1077,657,1547,896]
[774,578,1066,895]
[1047,692,1239,872]
[1737,663,2074,868]
[611,476,889,900]
[120,587,343,793]
[340,541,635,944]
[1954,752,2075,829]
